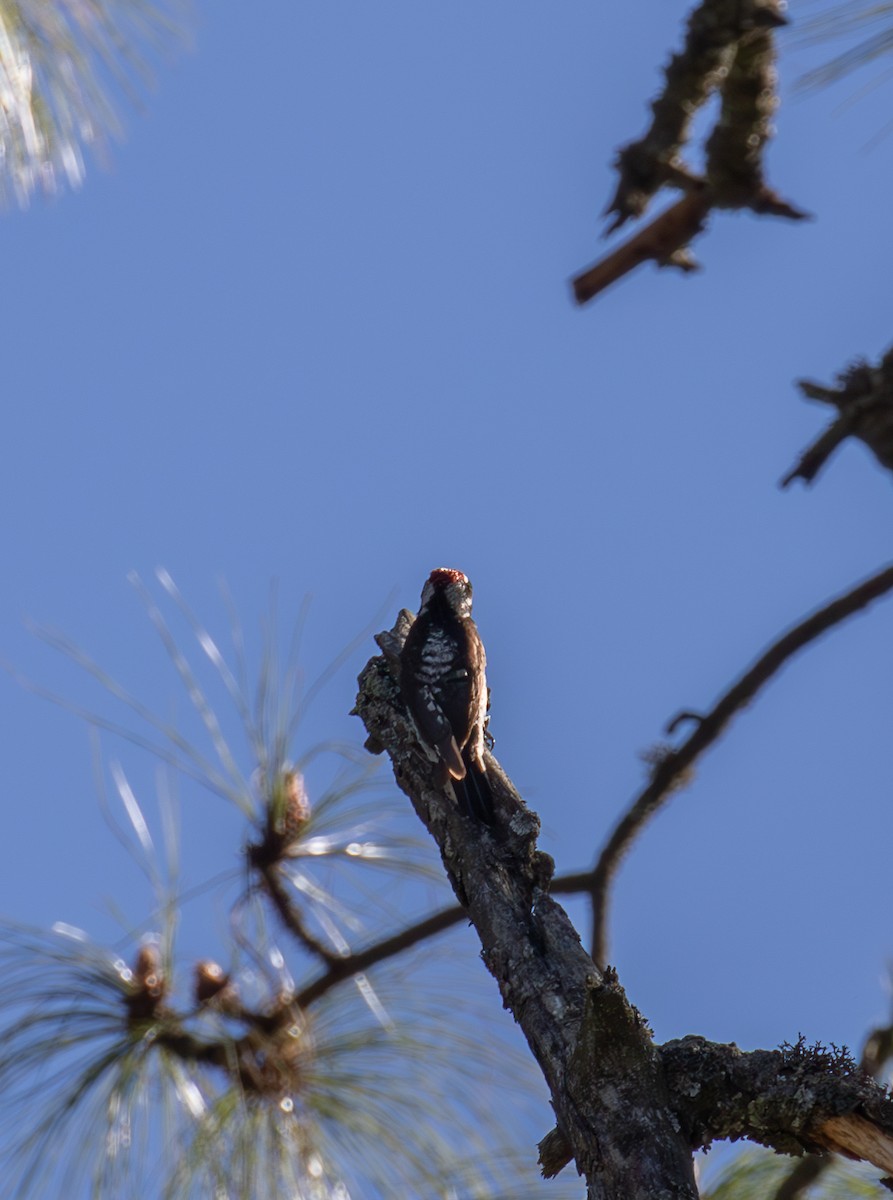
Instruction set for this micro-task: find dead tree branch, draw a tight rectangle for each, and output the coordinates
[605,0,788,230]
[664,1035,893,1168]
[771,1013,893,1200]
[782,346,893,486]
[542,1034,893,1182]
[354,606,893,1196]
[574,0,806,304]
[590,561,893,970]
[356,621,699,1199]
[572,191,710,306]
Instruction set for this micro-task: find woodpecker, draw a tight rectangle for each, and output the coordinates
[398,568,493,823]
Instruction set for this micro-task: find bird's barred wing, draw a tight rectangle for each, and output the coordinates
[406,683,466,780]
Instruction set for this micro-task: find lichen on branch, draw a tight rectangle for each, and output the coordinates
[574,0,805,305]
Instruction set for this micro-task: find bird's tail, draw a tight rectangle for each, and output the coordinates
[456,751,494,825]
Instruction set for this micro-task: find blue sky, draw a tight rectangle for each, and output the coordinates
[1,0,891,1190]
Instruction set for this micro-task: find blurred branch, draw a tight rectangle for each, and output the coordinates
[253,860,340,967]
[296,904,465,1007]
[574,0,806,304]
[246,773,343,967]
[590,561,893,970]
[153,1001,308,1097]
[572,190,710,307]
[604,0,788,229]
[124,944,307,1097]
[770,1156,826,1200]
[782,346,893,486]
[295,868,597,1008]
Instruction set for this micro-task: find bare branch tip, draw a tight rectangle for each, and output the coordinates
[665,710,704,736]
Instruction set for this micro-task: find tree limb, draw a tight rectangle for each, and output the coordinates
[782,346,893,486]
[663,1035,893,1170]
[353,603,893,1195]
[771,1010,893,1199]
[254,861,340,967]
[605,0,788,230]
[590,561,893,969]
[355,622,699,1199]
[295,902,464,1007]
[575,0,805,304]
[572,190,710,306]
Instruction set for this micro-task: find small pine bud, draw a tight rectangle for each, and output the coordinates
[281,771,311,845]
[134,944,164,996]
[194,959,228,1004]
[249,770,314,869]
[126,943,167,1020]
[194,959,241,1013]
